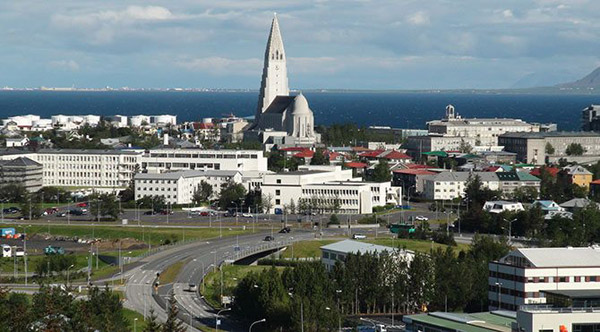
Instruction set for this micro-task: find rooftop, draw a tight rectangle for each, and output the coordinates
[502,246,600,268]
[543,289,600,299]
[500,131,600,139]
[134,170,240,180]
[321,239,397,255]
[404,311,514,332]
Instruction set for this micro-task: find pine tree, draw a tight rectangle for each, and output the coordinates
[162,296,186,332]
[143,309,163,332]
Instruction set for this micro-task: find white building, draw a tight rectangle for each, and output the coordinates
[141,149,268,173]
[0,149,143,190]
[130,115,151,127]
[320,239,414,272]
[483,201,525,214]
[423,171,499,200]
[516,307,600,332]
[489,246,600,311]
[261,165,399,214]
[134,170,242,205]
[151,115,177,126]
[5,137,29,147]
[105,115,128,128]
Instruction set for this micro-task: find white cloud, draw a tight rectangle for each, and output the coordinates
[502,9,514,18]
[174,57,262,75]
[406,11,430,26]
[49,59,80,71]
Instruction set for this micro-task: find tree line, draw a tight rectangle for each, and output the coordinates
[232,235,510,331]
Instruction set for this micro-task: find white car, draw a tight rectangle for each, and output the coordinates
[352,234,366,239]
[242,213,253,218]
[415,215,429,221]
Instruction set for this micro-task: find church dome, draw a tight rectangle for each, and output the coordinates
[290,93,311,115]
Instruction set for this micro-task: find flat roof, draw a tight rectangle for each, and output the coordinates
[320,240,396,255]
[0,148,142,156]
[135,170,240,180]
[405,311,514,332]
[500,131,600,139]
[503,246,600,268]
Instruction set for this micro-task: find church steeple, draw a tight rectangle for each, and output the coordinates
[254,13,290,123]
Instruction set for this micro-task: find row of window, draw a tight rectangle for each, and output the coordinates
[37,155,123,162]
[491,270,600,283]
[144,162,221,170]
[301,189,360,196]
[322,251,346,261]
[148,153,258,159]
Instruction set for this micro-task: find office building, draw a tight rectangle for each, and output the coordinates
[489,246,600,311]
[0,157,43,192]
[499,132,600,164]
[140,148,268,173]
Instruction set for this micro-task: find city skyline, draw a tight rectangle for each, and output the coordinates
[1,1,600,90]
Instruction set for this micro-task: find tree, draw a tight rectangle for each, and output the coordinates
[262,193,274,214]
[143,309,163,332]
[565,143,585,156]
[310,148,330,165]
[20,194,43,220]
[192,180,213,205]
[88,193,121,221]
[369,159,391,182]
[162,296,186,332]
[0,183,28,203]
[458,139,473,153]
[288,199,296,215]
[545,142,555,155]
[218,182,247,210]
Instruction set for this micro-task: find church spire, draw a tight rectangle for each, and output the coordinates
[254,13,290,124]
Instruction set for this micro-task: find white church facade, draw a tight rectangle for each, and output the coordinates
[245,14,321,148]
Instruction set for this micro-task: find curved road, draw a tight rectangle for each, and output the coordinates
[124,228,323,331]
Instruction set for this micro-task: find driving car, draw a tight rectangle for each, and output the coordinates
[242,213,253,218]
[352,234,367,239]
[278,227,291,233]
[264,235,274,241]
[415,215,429,221]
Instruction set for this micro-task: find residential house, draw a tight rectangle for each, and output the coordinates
[483,201,525,214]
[562,165,593,190]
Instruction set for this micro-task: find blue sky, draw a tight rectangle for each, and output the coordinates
[1,0,599,89]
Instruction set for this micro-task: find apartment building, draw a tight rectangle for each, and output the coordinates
[261,165,399,214]
[0,157,43,192]
[140,148,268,173]
[489,246,600,311]
[0,149,142,190]
[499,132,600,164]
[134,170,242,205]
[320,240,413,272]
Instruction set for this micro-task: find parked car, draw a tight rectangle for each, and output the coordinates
[278,227,291,234]
[264,235,274,242]
[188,284,197,292]
[352,234,367,239]
[415,215,429,221]
[200,211,210,216]
[158,210,174,215]
[143,211,153,215]
[242,213,253,218]
[77,202,88,208]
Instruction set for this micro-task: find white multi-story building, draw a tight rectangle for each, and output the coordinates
[151,115,177,126]
[141,149,268,173]
[489,246,600,311]
[423,171,499,200]
[0,149,143,190]
[129,115,151,127]
[516,307,600,332]
[134,170,242,204]
[261,165,400,214]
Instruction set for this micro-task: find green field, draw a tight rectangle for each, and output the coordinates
[159,261,186,285]
[279,237,469,259]
[123,308,146,331]
[0,223,250,246]
[202,265,282,309]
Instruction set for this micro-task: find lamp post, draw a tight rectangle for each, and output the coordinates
[67,264,75,285]
[288,291,304,332]
[133,318,138,332]
[504,218,517,243]
[215,308,231,332]
[336,289,342,332]
[249,318,266,332]
[231,201,239,226]
[495,282,503,310]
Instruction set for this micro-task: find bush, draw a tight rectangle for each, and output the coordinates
[432,229,457,246]
[328,214,340,225]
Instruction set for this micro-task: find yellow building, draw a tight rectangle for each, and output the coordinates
[564,165,593,190]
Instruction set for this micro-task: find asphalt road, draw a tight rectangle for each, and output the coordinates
[123,228,328,331]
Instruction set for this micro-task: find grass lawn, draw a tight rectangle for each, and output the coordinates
[0,223,250,246]
[279,239,336,259]
[123,308,146,331]
[159,261,186,285]
[202,265,282,309]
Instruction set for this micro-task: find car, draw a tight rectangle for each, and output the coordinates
[415,215,429,221]
[143,211,153,215]
[242,213,253,218]
[57,212,67,217]
[158,210,173,215]
[278,227,291,234]
[224,211,237,217]
[352,234,367,239]
[77,203,88,208]
[200,211,210,217]
[264,235,274,241]
[188,284,197,292]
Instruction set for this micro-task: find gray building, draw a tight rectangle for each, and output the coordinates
[499,131,600,164]
[0,157,43,192]
[582,104,600,132]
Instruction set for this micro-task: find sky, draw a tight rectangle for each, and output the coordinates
[1,0,600,90]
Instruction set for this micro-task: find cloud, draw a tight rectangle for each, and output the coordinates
[502,9,514,18]
[49,60,80,71]
[174,57,262,75]
[406,11,430,25]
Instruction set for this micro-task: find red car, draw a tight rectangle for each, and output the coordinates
[77,203,88,207]
[200,211,210,216]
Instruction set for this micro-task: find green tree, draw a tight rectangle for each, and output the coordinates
[218,182,247,210]
[88,193,121,221]
[545,142,555,155]
[162,296,186,332]
[143,309,163,332]
[458,139,473,153]
[369,159,392,182]
[565,143,585,156]
[20,194,43,220]
[0,183,28,203]
[310,148,330,165]
[192,180,213,205]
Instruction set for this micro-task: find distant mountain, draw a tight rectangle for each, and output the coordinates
[557,66,600,90]
[511,71,577,89]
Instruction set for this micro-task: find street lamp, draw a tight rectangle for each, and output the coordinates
[231,201,239,226]
[133,318,138,332]
[495,282,503,310]
[336,289,342,332]
[503,218,517,243]
[288,291,304,332]
[249,318,266,332]
[216,308,231,332]
[67,264,75,285]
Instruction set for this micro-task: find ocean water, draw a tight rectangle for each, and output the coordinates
[0,90,597,131]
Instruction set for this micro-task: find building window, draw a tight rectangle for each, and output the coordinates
[275,199,280,205]
[276,190,281,195]
[276,179,281,184]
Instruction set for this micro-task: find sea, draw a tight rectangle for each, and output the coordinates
[0,90,597,131]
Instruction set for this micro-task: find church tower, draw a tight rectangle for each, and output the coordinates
[254,13,290,125]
